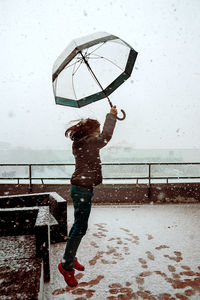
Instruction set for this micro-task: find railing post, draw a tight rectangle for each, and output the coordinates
[28,164,32,193]
[148,164,151,200]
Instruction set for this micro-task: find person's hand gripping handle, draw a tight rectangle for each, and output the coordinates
[110,105,117,115]
[110,105,126,120]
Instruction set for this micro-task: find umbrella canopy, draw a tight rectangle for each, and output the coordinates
[52,32,138,110]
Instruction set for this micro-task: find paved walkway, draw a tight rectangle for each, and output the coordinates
[44,204,200,299]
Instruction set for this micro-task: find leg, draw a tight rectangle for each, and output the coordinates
[62,185,93,271]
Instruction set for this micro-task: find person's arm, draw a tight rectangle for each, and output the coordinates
[87,106,117,148]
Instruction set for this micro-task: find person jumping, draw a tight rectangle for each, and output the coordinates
[58,106,118,287]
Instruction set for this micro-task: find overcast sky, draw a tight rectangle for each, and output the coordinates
[0,0,200,150]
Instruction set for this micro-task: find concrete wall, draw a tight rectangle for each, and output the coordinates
[0,183,200,204]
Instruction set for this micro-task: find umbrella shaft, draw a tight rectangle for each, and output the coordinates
[79,51,113,108]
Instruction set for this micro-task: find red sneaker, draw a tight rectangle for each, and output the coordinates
[74,257,85,271]
[58,263,78,287]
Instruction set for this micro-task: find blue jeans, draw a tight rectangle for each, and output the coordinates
[62,185,93,271]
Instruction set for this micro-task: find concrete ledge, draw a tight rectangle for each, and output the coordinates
[0,207,51,282]
[0,192,68,287]
[0,207,38,236]
[0,192,67,243]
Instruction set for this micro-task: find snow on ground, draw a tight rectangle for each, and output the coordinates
[44,204,200,299]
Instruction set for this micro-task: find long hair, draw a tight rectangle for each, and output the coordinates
[65,118,100,141]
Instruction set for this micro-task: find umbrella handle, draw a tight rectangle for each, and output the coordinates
[116,109,126,121]
[107,97,126,121]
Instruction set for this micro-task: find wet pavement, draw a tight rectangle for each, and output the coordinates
[44,204,200,299]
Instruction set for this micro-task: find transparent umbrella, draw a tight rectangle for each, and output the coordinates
[52,32,138,120]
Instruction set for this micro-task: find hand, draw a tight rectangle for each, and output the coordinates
[110,105,118,116]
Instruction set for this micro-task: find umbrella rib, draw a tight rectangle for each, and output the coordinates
[88,53,124,72]
[53,77,58,97]
[83,48,89,56]
[71,59,83,99]
[86,42,106,56]
[72,59,84,76]
[72,74,77,100]
[64,57,83,70]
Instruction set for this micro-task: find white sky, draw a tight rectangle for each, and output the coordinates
[0,0,200,150]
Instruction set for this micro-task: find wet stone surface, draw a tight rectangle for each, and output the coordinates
[0,235,36,260]
[0,235,43,299]
[0,258,43,299]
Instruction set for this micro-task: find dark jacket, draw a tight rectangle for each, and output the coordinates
[71,113,117,188]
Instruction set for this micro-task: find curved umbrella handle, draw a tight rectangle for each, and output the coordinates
[116,109,126,121]
[107,97,126,121]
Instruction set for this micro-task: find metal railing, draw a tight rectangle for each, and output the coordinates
[0,162,200,193]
